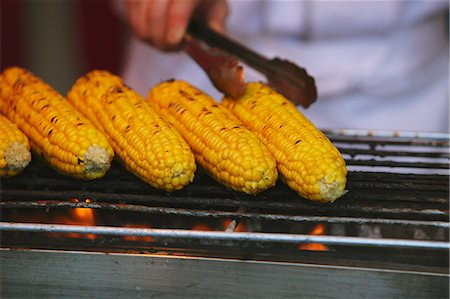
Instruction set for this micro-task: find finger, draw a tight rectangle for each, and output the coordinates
[204,0,228,33]
[166,0,199,48]
[125,0,147,39]
[148,0,170,49]
[138,0,153,39]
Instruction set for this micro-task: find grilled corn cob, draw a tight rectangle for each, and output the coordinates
[67,71,196,192]
[0,114,31,176]
[147,80,278,195]
[222,82,347,202]
[0,67,114,180]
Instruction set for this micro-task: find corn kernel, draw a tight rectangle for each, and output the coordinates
[67,70,196,191]
[0,67,113,179]
[222,82,347,202]
[148,80,278,195]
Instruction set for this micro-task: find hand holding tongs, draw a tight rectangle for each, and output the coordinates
[183,20,317,108]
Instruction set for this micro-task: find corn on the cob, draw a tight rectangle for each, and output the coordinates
[67,71,196,192]
[222,82,347,202]
[0,114,31,176]
[0,67,114,180]
[147,80,278,195]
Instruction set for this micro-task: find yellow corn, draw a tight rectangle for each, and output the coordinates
[222,82,347,202]
[0,67,114,180]
[147,80,278,195]
[67,71,196,192]
[0,114,31,176]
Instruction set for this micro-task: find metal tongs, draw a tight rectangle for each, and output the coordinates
[183,20,317,108]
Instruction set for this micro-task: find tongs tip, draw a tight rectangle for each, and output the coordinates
[186,21,318,107]
[267,58,317,108]
[183,34,245,99]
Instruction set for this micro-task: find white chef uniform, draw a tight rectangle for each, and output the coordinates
[119,0,449,133]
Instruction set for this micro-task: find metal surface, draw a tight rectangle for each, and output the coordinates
[1,249,448,299]
[1,130,449,274]
[1,199,448,227]
[2,222,449,250]
[322,128,450,140]
[183,35,245,98]
[187,20,317,107]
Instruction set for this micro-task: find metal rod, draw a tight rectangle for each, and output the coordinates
[187,20,271,74]
[225,220,238,232]
[345,159,449,170]
[328,135,449,147]
[322,129,450,141]
[1,201,448,228]
[225,207,245,232]
[339,148,449,158]
[1,222,448,250]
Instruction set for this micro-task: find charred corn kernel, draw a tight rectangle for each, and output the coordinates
[222,82,347,202]
[67,70,196,192]
[147,80,278,195]
[0,114,31,176]
[0,67,113,179]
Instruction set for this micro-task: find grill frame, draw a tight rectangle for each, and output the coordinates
[1,248,448,299]
[1,129,449,274]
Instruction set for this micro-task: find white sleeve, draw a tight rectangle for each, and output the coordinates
[228,0,448,39]
[398,0,449,26]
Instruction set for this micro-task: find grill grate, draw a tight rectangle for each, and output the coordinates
[1,130,449,272]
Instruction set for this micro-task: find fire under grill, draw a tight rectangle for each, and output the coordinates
[1,129,449,298]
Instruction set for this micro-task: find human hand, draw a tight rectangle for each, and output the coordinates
[124,0,228,51]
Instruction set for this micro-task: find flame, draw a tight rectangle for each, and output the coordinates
[50,198,97,239]
[72,207,95,225]
[310,223,326,235]
[123,224,154,242]
[298,224,330,251]
[192,224,212,231]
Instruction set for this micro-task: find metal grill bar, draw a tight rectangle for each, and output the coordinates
[2,187,447,210]
[323,128,449,141]
[345,159,449,169]
[1,130,448,259]
[2,178,448,226]
[1,222,448,250]
[1,201,448,228]
[4,172,448,197]
[331,138,449,147]
[339,148,449,159]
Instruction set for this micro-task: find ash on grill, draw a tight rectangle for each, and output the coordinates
[1,130,449,274]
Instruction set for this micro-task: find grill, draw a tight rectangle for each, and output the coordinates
[1,129,449,298]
